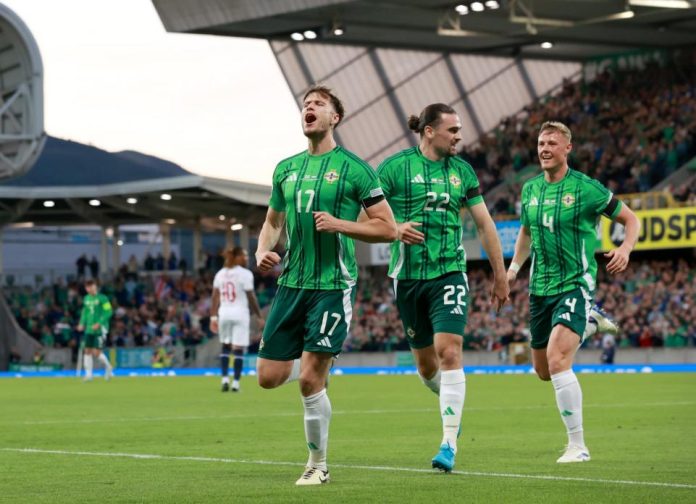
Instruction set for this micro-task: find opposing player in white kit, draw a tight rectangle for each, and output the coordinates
[211,247,265,392]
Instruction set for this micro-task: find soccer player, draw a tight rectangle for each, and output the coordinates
[255,85,397,485]
[210,247,264,392]
[507,121,640,463]
[377,103,509,472]
[76,279,114,381]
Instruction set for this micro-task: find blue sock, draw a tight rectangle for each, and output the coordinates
[221,353,230,378]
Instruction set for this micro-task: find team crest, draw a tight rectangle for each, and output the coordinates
[406,328,415,338]
[324,170,340,184]
[562,193,576,207]
[449,174,461,187]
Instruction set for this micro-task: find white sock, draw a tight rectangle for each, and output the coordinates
[284,359,301,385]
[440,369,466,453]
[582,320,598,341]
[551,370,585,447]
[222,376,230,384]
[84,354,94,378]
[98,353,112,370]
[302,388,331,471]
[419,368,441,395]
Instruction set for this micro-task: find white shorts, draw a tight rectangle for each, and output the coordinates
[219,318,250,347]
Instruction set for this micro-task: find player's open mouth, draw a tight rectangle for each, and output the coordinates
[305,113,317,124]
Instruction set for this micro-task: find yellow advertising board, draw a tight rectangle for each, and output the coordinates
[600,206,696,251]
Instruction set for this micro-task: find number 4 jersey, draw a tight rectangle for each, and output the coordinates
[521,168,622,297]
[378,147,483,281]
[213,266,254,320]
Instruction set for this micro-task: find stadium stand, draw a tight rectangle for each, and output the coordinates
[462,49,696,216]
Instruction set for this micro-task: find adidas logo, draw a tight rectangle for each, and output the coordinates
[450,306,465,315]
[442,406,456,416]
[561,410,573,417]
[287,173,298,182]
[529,196,539,206]
[317,337,332,348]
[559,312,571,322]
[411,173,426,183]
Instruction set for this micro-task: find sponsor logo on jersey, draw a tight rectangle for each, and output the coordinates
[544,199,556,206]
[303,175,319,181]
[431,178,445,184]
[529,196,539,206]
[449,174,461,187]
[562,193,576,207]
[411,174,426,183]
[324,170,340,184]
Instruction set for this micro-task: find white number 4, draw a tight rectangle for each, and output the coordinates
[320,311,342,335]
[543,213,554,233]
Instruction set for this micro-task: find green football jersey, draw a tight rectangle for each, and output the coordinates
[269,145,384,290]
[378,147,484,280]
[520,168,622,296]
[79,293,113,334]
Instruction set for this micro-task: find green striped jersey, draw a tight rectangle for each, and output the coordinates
[520,168,622,296]
[269,146,384,290]
[377,147,483,280]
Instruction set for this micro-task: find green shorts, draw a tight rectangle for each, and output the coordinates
[529,287,592,349]
[259,285,356,361]
[84,328,107,349]
[394,272,469,349]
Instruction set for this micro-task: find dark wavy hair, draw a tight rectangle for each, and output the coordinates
[407,103,456,136]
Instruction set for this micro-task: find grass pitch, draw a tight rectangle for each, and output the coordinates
[1,372,694,503]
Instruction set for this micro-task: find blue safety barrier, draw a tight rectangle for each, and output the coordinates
[1,363,695,379]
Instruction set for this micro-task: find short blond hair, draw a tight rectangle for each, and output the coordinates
[539,121,572,142]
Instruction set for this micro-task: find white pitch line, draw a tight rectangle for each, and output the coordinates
[3,447,695,490]
[14,401,696,426]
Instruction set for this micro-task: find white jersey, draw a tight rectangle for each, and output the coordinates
[213,266,254,320]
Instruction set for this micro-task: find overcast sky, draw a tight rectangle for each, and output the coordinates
[4,0,307,186]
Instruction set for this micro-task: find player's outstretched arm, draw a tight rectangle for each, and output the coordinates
[313,199,397,243]
[506,224,531,287]
[255,207,285,272]
[604,204,640,275]
[468,203,509,311]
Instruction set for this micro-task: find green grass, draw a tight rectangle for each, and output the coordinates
[0,373,695,503]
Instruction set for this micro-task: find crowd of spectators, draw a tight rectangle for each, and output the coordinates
[460,50,696,216]
[5,254,696,364]
[347,256,696,353]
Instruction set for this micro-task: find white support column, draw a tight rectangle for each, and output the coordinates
[193,221,202,273]
[100,227,108,278]
[112,226,121,274]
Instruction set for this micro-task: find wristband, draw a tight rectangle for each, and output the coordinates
[210,316,218,321]
[508,261,521,274]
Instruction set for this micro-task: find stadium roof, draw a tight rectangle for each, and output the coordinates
[0,137,270,228]
[152,0,696,61]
